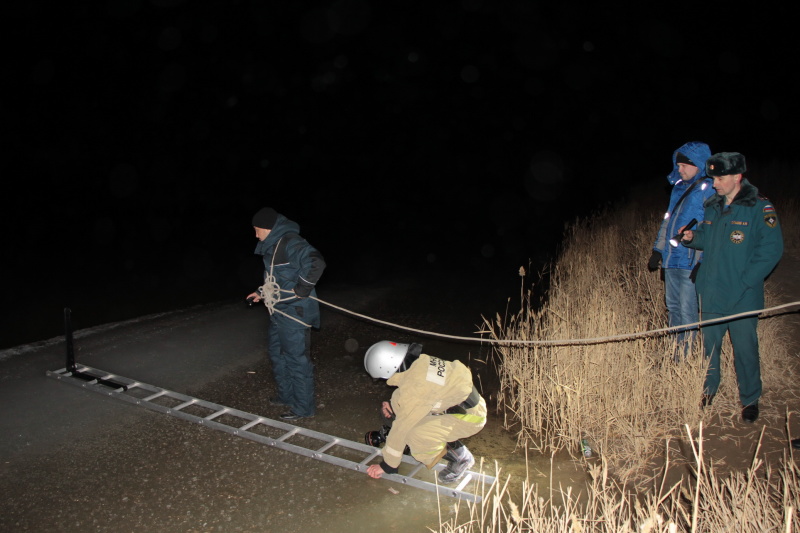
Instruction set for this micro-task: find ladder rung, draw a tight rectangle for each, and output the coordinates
[143,390,168,402]
[277,428,300,442]
[454,473,473,492]
[360,450,381,464]
[204,408,228,421]
[316,439,338,453]
[173,399,196,411]
[239,418,263,431]
[407,463,425,478]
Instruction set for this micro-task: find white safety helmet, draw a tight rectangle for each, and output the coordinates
[364,341,421,379]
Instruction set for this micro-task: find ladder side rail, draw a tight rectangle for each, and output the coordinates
[380,472,481,503]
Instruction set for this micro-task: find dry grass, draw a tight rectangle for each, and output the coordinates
[438,424,800,532]
[483,205,712,482]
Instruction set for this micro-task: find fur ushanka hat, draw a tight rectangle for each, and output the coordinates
[706,152,747,177]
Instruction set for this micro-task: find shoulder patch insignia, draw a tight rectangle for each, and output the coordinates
[730,230,745,244]
[763,204,775,213]
[764,214,778,228]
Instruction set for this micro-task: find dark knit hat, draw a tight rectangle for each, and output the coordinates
[705,152,747,177]
[675,152,696,166]
[252,207,278,229]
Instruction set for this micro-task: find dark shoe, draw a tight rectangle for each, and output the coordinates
[791,438,800,450]
[269,397,290,407]
[438,442,475,484]
[701,394,715,408]
[742,403,759,423]
[280,412,313,421]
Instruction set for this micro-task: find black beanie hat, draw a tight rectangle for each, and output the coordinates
[252,207,278,229]
[706,152,747,177]
[675,152,695,166]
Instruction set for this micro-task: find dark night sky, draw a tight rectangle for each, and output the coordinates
[4,1,799,349]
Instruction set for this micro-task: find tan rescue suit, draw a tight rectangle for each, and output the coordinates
[382,354,487,470]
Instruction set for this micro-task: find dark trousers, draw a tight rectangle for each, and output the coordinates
[701,312,761,406]
[267,315,315,417]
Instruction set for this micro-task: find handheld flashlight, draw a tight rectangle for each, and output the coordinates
[669,218,697,247]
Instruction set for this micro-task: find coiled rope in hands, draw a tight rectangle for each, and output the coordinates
[259,273,284,309]
[256,275,313,328]
[256,278,800,347]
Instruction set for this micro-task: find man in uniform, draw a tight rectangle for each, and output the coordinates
[681,152,783,423]
[363,341,486,484]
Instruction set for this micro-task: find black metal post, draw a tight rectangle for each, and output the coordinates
[62,307,128,390]
[64,307,76,372]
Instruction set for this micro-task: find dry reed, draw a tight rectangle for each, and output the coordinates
[438,423,800,532]
[484,206,707,481]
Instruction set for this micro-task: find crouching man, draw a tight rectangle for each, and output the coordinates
[363,341,487,484]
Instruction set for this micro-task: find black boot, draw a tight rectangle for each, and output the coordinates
[742,403,759,423]
[701,394,715,408]
[438,441,475,484]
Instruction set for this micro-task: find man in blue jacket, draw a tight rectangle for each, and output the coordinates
[649,142,714,361]
[247,208,326,420]
[682,153,783,423]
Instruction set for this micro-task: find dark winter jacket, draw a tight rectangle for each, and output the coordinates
[683,179,783,314]
[254,214,326,328]
[653,141,715,270]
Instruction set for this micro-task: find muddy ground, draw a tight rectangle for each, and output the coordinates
[1,254,798,532]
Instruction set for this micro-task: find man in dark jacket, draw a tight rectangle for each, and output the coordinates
[681,153,783,423]
[649,141,714,360]
[247,208,326,420]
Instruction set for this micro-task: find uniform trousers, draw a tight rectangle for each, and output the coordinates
[403,399,487,467]
[701,312,761,406]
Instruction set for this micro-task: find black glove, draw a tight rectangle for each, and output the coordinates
[647,250,662,272]
[690,262,701,283]
[293,284,312,298]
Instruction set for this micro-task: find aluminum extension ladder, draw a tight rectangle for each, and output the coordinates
[46,363,495,502]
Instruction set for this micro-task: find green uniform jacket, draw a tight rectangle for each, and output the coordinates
[382,354,477,469]
[684,179,783,314]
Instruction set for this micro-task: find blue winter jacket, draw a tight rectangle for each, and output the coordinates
[254,214,326,328]
[652,141,715,270]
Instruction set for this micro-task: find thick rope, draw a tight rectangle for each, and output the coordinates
[257,275,313,328]
[311,296,800,347]
[256,277,800,346]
